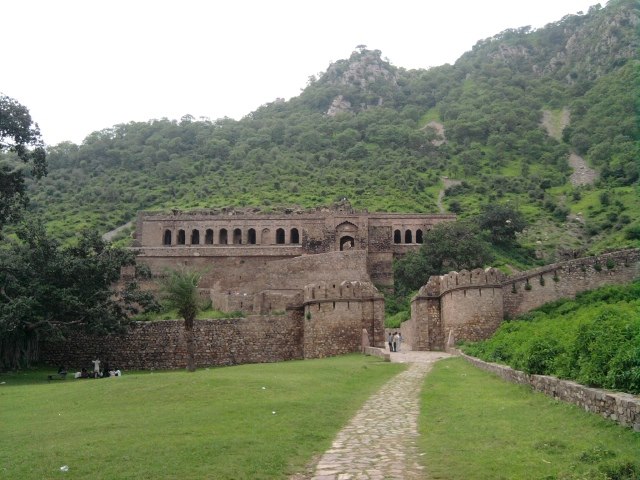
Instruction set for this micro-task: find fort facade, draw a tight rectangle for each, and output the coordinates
[131,202,455,307]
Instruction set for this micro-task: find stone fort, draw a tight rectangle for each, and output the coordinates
[40,203,640,370]
[130,201,455,314]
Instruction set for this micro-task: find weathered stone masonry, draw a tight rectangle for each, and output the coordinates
[406,248,640,351]
[40,316,302,370]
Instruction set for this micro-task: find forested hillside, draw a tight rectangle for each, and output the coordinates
[20,0,640,262]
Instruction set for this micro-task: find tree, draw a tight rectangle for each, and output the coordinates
[478,204,527,245]
[0,220,157,369]
[160,268,202,372]
[394,221,494,295]
[0,94,47,230]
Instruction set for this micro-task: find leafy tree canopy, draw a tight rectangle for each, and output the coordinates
[160,268,203,372]
[0,220,157,369]
[394,221,494,296]
[478,204,527,245]
[0,94,47,230]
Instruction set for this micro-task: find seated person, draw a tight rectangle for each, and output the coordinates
[57,366,67,378]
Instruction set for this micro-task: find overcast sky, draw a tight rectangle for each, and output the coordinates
[2,0,602,146]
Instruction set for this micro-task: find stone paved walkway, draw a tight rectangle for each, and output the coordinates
[303,350,452,480]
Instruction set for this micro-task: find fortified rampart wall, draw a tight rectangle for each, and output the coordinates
[40,315,303,371]
[302,280,386,357]
[409,248,640,351]
[40,277,386,369]
[503,249,640,318]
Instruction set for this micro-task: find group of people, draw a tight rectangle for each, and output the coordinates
[70,359,122,379]
[388,331,402,352]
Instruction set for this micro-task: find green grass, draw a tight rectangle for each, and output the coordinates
[420,358,640,480]
[0,355,404,479]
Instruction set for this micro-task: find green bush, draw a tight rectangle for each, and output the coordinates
[461,281,640,394]
[385,310,409,328]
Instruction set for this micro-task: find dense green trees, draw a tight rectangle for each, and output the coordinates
[0,94,47,230]
[394,221,494,297]
[478,204,527,245]
[20,0,639,259]
[0,220,157,369]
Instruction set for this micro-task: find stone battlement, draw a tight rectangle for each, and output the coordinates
[304,280,380,302]
[409,248,640,351]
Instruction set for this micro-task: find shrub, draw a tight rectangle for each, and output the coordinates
[385,310,410,328]
[461,280,640,394]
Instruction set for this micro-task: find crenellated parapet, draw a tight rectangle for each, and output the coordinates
[439,267,506,294]
[304,280,381,303]
[407,248,640,352]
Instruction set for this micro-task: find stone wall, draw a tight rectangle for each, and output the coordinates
[40,278,386,370]
[456,351,640,431]
[439,268,505,344]
[408,248,640,351]
[40,315,303,371]
[503,249,640,318]
[303,280,386,356]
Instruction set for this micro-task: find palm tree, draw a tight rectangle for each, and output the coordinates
[160,268,202,372]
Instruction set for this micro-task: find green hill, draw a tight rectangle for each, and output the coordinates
[22,0,640,263]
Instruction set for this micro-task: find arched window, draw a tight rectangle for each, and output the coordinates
[416,229,424,244]
[163,229,172,246]
[248,228,256,245]
[233,228,242,245]
[405,230,413,244]
[191,229,200,245]
[219,228,228,245]
[205,229,214,245]
[177,229,186,245]
[290,228,300,244]
[394,229,401,244]
[276,228,285,244]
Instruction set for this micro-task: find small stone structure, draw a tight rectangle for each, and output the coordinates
[405,249,640,350]
[456,350,640,431]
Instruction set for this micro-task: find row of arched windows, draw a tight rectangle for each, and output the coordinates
[163,227,300,246]
[393,229,424,244]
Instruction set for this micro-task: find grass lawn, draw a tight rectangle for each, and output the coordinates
[420,358,640,480]
[0,355,404,480]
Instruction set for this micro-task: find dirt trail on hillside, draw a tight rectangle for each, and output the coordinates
[568,153,599,186]
[541,107,570,141]
[541,108,598,187]
[422,121,446,146]
[102,221,134,242]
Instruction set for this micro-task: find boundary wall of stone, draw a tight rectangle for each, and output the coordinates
[40,315,303,371]
[408,248,640,349]
[454,350,640,431]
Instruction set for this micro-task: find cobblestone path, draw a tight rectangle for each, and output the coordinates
[304,351,451,480]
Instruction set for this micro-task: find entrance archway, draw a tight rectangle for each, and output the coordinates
[335,221,358,251]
